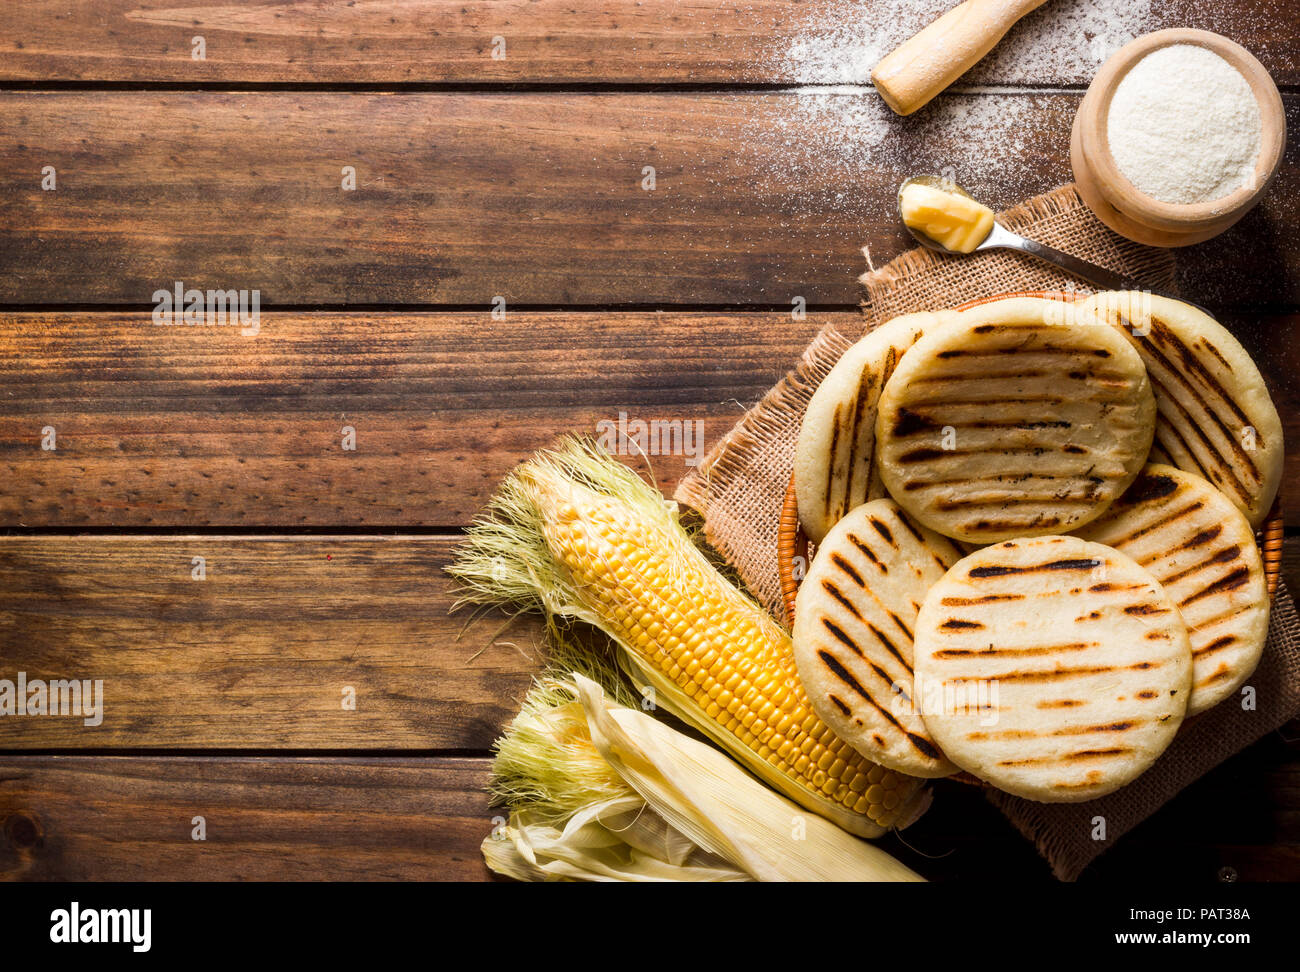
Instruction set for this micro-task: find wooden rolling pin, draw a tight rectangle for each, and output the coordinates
[872,0,1050,116]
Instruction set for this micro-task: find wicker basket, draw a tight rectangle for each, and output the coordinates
[778,290,1284,624]
[775,291,1283,784]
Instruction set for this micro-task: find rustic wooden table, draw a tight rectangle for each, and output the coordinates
[0,0,1296,882]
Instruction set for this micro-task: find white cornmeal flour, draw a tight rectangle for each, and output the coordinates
[745,0,1161,213]
[1107,44,1262,205]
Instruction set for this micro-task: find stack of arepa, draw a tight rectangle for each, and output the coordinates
[791,293,1281,802]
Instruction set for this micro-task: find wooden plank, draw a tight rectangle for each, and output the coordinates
[0,536,543,749]
[1,534,1296,750]
[2,310,1296,528]
[0,311,826,527]
[0,0,1296,85]
[0,756,496,880]
[4,91,1297,307]
[3,750,1297,881]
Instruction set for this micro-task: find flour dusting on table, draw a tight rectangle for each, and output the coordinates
[771,0,1158,85]
[737,0,1164,216]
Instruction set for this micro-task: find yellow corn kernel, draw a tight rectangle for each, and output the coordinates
[514,453,928,838]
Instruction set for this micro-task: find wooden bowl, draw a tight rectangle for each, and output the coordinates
[1071,29,1286,248]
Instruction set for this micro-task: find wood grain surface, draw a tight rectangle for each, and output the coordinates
[3,745,1296,881]
[0,756,497,880]
[0,536,1295,751]
[1,310,1295,527]
[0,0,1296,85]
[0,311,825,526]
[3,92,1295,306]
[0,536,541,749]
[2,0,1299,884]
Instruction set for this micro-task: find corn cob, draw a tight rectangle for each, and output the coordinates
[450,439,929,837]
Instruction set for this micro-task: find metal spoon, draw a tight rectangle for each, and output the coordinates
[898,175,1158,294]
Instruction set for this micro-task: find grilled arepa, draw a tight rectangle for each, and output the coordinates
[792,498,963,778]
[1076,292,1282,527]
[1076,465,1268,716]
[795,312,936,543]
[913,536,1192,802]
[875,297,1157,544]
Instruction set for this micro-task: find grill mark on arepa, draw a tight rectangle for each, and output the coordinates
[865,622,909,668]
[825,556,922,651]
[898,395,1068,409]
[1124,603,1169,616]
[1157,420,1216,483]
[888,612,913,641]
[968,558,1101,578]
[821,581,863,622]
[817,650,881,706]
[969,721,1142,741]
[894,509,929,546]
[934,494,1103,511]
[902,473,1114,492]
[912,367,1138,385]
[988,662,1161,683]
[1156,544,1242,584]
[847,534,884,570]
[1196,666,1235,688]
[1104,500,1205,546]
[898,448,947,464]
[1148,320,1254,430]
[823,403,843,520]
[1148,372,1255,501]
[1198,338,1233,372]
[998,748,1132,767]
[1194,635,1238,658]
[1066,721,1140,733]
[939,618,984,630]
[902,386,1134,408]
[830,553,865,588]
[934,641,1095,659]
[911,368,1056,383]
[941,594,1025,606]
[964,516,1064,533]
[892,407,936,437]
[1195,603,1256,629]
[1179,567,1251,606]
[821,618,864,658]
[909,469,1126,490]
[1179,525,1223,550]
[880,344,902,386]
[816,651,936,758]
[868,517,895,545]
[904,733,944,760]
[842,370,876,515]
[935,342,1078,358]
[1115,471,1180,506]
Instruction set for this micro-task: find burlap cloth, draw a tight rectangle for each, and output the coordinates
[674,184,1300,881]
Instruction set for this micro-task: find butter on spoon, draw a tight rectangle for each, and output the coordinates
[897,175,1157,293]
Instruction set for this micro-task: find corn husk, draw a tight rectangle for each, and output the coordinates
[450,438,931,837]
[482,674,924,882]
